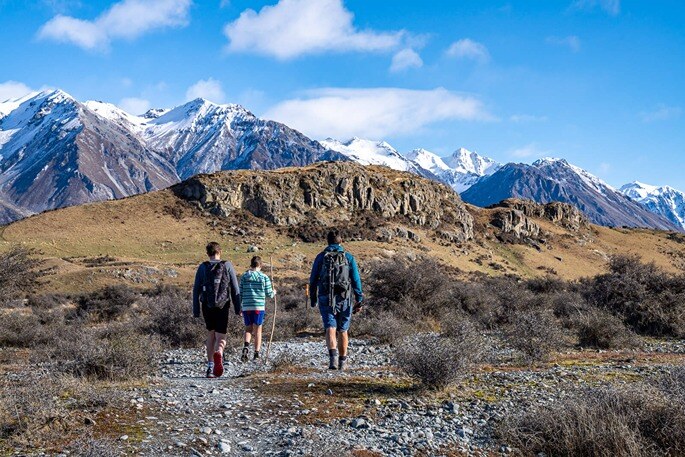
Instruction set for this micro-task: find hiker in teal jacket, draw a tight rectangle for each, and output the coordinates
[309,230,363,370]
[239,256,275,362]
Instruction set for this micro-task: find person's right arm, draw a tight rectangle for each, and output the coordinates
[192,264,203,317]
[308,253,323,307]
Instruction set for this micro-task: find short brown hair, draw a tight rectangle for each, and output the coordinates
[327,230,342,245]
[206,242,221,257]
[250,256,262,268]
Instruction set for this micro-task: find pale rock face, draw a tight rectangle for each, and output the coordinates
[174,161,475,242]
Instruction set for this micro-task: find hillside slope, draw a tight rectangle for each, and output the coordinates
[1,163,684,294]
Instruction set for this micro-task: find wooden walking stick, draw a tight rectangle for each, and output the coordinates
[264,256,277,365]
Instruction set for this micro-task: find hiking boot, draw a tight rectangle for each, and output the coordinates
[240,347,249,363]
[213,351,224,377]
[338,356,347,371]
[253,351,260,361]
[206,366,215,378]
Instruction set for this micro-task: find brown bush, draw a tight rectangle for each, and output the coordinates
[353,310,414,344]
[393,333,482,390]
[0,246,41,303]
[576,309,641,349]
[72,285,140,322]
[583,255,685,337]
[0,374,118,450]
[42,324,161,381]
[502,309,566,362]
[141,285,205,348]
[498,381,685,457]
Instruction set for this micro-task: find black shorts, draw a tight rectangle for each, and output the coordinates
[202,303,230,334]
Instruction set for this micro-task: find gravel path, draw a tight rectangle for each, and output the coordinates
[105,338,685,457]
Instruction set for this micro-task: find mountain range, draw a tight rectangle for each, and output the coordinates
[0,89,683,232]
[0,90,343,223]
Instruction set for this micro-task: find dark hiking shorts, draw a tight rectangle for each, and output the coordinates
[318,296,352,332]
[202,303,229,333]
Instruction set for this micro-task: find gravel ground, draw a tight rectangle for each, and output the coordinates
[90,337,685,457]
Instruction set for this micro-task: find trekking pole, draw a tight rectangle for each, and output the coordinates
[264,256,277,365]
[304,284,310,328]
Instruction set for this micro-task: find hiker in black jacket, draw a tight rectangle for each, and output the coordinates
[193,242,241,378]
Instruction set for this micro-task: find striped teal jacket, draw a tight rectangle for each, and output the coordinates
[239,269,274,311]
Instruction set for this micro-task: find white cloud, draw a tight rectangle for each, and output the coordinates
[445,39,490,63]
[640,104,682,123]
[224,0,404,60]
[38,0,192,50]
[570,0,620,15]
[510,114,548,123]
[185,78,226,103]
[546,35,581,52]
[390,48,423,72]
[510,143,549,159]
[0,81,35,101]
[118,97,151,114]
[264,87,494,139]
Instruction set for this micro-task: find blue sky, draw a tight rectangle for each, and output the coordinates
[1,0,684,189]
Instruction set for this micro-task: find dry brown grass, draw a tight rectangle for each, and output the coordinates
[2,184,685,296]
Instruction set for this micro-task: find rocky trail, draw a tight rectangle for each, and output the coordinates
[99,338,685,457]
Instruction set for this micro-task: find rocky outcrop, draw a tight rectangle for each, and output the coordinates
[489,208,541,240]
[489,199,589,231]
[173,161,474,242]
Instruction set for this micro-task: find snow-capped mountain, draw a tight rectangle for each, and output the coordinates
[0,90,345,224]
[0,90,178,218]
[461,158,680,230]
[320,138,437,180]
[407,147,501,193]
[619,182,685,231]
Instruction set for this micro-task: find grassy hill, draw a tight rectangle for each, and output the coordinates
[0,163,683,294]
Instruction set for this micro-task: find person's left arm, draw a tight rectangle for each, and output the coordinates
[226,261,242,315]
[347,253,363,304]
[264,274,275,299]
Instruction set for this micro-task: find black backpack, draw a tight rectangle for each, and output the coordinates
[319,250,351,305]
[201,261,231,309]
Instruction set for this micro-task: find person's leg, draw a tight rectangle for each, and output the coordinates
[337,305,352,370]
[206,331,216,363]
[254,324,263,353]
[205,330,216,377]
[241,323,252,362]
[213,307,229,377]
[214,332,227,354]
[319,302,339,369]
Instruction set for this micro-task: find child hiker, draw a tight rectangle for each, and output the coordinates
[239,256,276,362]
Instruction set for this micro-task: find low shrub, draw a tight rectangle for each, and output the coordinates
[576,309,641,349]
[0,246,41,303]
[353,310,414,344]
[498,381,685,457]
[393,334,481,390]
[142,286,204,348]
[73,285,139,322]
[0,373,118,450]
[502,310,566,362]
[583,255,685,337]
[43,324,161,381]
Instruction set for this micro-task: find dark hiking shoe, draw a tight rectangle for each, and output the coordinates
[338,356,347,371]
[213,351,224,377]
[240,348,249,363]
[206,366,215,378]
[253,351,260,360]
